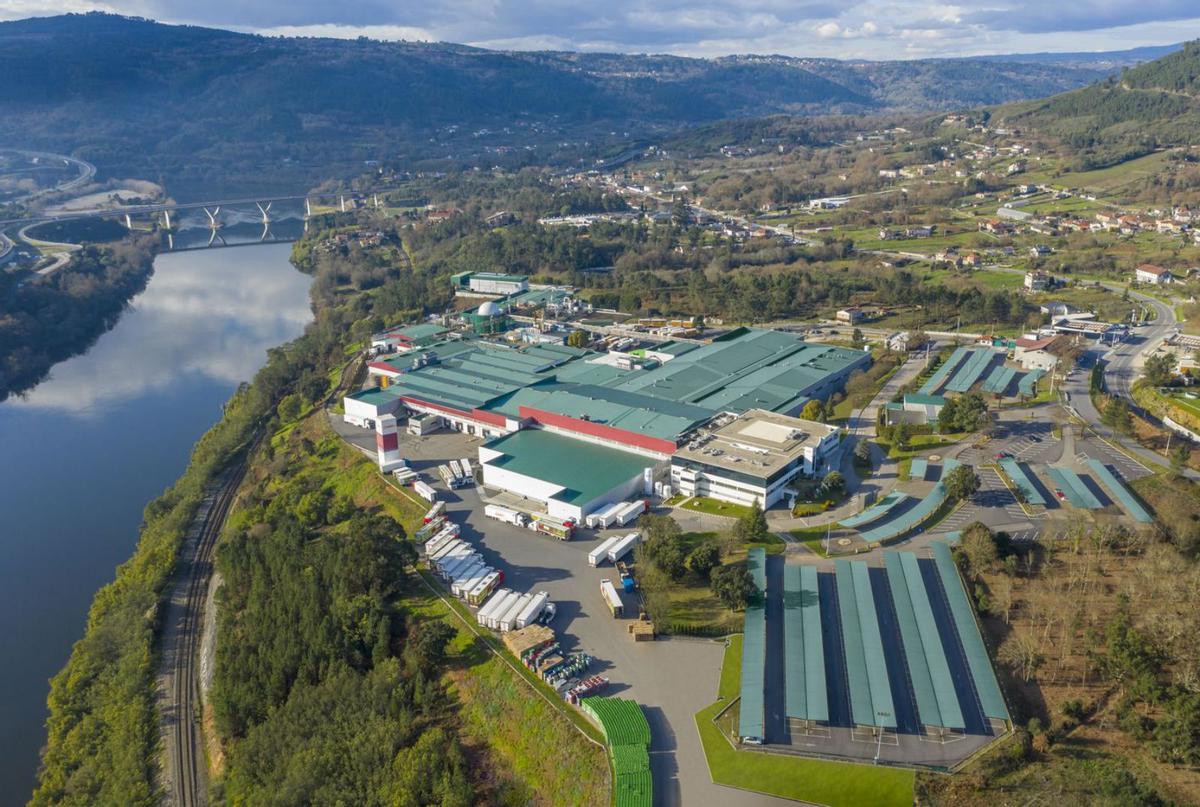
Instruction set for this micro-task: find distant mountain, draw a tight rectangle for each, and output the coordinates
[965,43,1183,70]
[0,13,1127,196]
[995,41,1200,169]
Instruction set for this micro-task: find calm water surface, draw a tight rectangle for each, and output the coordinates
[0,243,312,802]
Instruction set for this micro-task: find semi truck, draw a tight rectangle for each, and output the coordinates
[413,480,437,502]
[600,579,624,617]
[528,515,576,540]
[484,503,530,527]
[606,532,641,565]
[587,534,624,567]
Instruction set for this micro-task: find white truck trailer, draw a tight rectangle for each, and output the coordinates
[440,553,479,581]
[430,539,466,562]
[586,501,625,529]
[424,530,457,558]
[611,500,646,527]
[606,532,641,564]
[483,591,519,630]
[484,504,529,527]
[514,591,550,630]
[475,589,514,626]
[460,457,473,479]
[497,593,534,632]
[413,480,438,502]
[587,534,624,567]
[434,547,473,574]
[452,563,488,597]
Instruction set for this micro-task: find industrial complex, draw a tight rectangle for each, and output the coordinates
[345,322,870,520]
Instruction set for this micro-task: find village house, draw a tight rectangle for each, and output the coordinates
[1135,263,1174,285]
[1024,271,1050,291]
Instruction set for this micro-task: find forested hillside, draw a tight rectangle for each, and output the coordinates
[997,41,1200,169]
[0,13,1116,196]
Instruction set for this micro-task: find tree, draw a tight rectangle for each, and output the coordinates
[801,399,825,422]
[686,541,721,580]
[944,464,981,502]
[1102,397,1134,436]
[1170,441,1191,474]
[853,438,872,466]
[1143,353,1177,387]
[277,392,303,422]
[851,327,864,348]
[407,620,456,672]
[892,421,912,450]
[734,499,769,544]
[959,522,998,578]
[710,565,756,611]
[656,536,689,582]
[566,329,588,348]
[821,470,846,500]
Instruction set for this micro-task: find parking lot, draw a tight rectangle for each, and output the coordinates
[361,424,791,806]
[757,554,1001,768]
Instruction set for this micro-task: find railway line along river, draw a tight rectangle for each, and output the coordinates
[0,242,312,802]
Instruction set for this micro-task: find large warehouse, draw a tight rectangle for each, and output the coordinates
[344,327,870,518]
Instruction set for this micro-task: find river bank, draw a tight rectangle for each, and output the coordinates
[4,244,312,804]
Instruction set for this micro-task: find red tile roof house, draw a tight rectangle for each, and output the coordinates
[1135,263,1174,285]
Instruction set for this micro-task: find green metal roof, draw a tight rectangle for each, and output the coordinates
[1017,370,1045,396]
[346,387,401,407]
[390,322,447,341]
[835,560,896,728]
[783,565,828,723]
[839,492,911,529]
[481,429,652,506]
[1046,467,1102,509]
[1086,459,1153,523]
[946,348,998,394]
[859,459,959,544]
[885,552,965,730]
[1000,458,1046,506]
[739,547,767,741]
[904,393,947,407]
[931,541,1009,722]
[919,346,970,395]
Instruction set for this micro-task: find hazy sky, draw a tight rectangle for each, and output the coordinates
[3,0,1199,58]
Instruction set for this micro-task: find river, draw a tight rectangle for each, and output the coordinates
[0,243,313,802]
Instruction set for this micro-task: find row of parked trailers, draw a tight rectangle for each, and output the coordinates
[475,588,551,632]
[587,531,642,567]
[438,457,474,489]
[583,499,647,529]
[424,523,507,606]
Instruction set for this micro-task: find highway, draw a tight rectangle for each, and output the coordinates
[158,463,248,807]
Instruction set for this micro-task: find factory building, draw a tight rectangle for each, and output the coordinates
[451,271,530,297]
[670,410,840,508]
[345,327,870,515]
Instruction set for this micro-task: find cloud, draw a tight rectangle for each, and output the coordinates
[2,0,1200,58]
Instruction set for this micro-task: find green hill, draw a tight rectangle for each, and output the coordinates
[996,41,1200,170]
[0,13,1115,197]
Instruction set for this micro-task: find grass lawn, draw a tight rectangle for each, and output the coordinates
[1165,391,1200,420]
[681,496,753,520]
[693,641,915,806]
[410,583,610,806]
[887,435,961,460]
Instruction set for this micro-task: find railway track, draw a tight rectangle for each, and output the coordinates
[165,463,247,806]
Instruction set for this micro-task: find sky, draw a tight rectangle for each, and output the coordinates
[2,0,1199,59]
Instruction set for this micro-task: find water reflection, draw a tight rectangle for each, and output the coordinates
[0,243,312,801]
[12,244,312,414]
